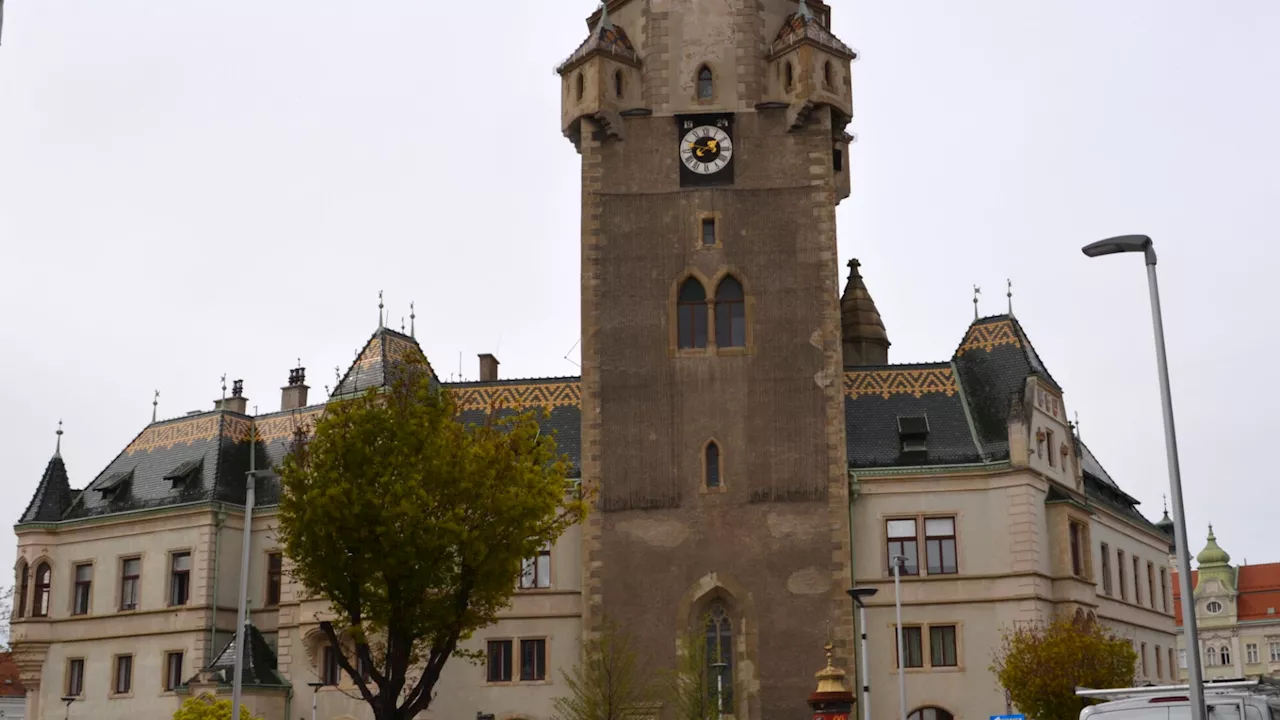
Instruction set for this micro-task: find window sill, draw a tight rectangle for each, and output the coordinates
[483,679,553,687]
[716,346,750,356]
[516,587,555,593]
[110,692,135,700]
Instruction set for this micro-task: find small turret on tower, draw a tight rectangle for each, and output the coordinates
[841,259,890,366]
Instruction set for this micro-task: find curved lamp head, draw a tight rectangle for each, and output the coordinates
[847,586,879,606]
[1082,235,1156,265]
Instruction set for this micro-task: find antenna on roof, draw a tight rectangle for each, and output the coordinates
[410,301,416,339]
[55,419,64,458]
[378,290,385,329]
[972,285,982,320]
[564,337,582,369]
[1007,278,1014,316]
[152,390,160,423]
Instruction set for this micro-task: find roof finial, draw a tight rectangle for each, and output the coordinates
[55,420,64,458]
[378,290,385,328]
[1163,494,1168,514]
[1073,411,1080,440]
[595,1,613,31]
[797,0,813,18]
[410,301,416,339]
[221,374,227,401]
[1007,278,1014,316]
[152,390,160,423]
[973,285,982,320]
[401,317,405,334]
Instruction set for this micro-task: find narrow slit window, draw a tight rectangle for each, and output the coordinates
[698,66,714,99]
[824,61,833,87]
[785,62,794,89]
[701,217,716,246]
[73,563,92,615]
[576,72,585,101]
[615,70,624,98]
[714,277,746,348]
[677,278,708,349]
[705,442,721,488]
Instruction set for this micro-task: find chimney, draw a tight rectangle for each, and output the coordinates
[218,379,248,414]
[281,366,309,411]
[478,354,499,382]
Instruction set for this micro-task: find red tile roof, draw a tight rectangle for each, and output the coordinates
[1173,563,1280,626]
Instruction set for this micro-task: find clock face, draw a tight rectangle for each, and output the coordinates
[680,125,734,175]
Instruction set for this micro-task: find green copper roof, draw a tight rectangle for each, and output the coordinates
[1196,524,1231,567]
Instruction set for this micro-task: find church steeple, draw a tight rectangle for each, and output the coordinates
[841,259,890,366]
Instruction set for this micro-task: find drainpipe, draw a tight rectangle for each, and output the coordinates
[209,507,227,666]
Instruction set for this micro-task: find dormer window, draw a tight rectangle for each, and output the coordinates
[164,459,202,490]
[898,415,929,460]
[697,66,714,100]
[96,469,134,502]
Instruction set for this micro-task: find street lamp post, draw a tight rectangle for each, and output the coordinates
[891,555,908,720]
[712,660,728,720]
[307,681,324,720]
[847,587,879,720]
[1082,234,1206,720]
[61,695,75,720]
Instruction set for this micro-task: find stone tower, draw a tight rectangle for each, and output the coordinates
[557,1,857,717]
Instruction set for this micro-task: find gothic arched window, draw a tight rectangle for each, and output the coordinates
[908,708,955,720]
[15,560,28,619]
[705,602,734,712]
[715,277,746,348]
[576,72,585,101]
[33,562,51,617]
[705,442,721,488]
[1206,647,1218,666]
[697,66,714,100]
[678,278,708,349]
[785,61,794,89]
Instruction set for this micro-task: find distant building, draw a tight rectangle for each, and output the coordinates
[0,652,27,719]
[1173,527,1280,681]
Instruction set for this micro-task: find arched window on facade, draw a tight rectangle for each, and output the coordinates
[715,277,746,348]
[1206,647,1218,666]
[705,442,721,488]
[908,708,955,720]
[615,70,625,98]
[33,562,51,617]
[678,278,708,349]
[697,66,714,100]
[705,602,734,712]
[15,560,28,619]
[1220,646,1231,666]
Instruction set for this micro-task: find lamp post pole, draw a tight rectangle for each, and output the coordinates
[308,681,324,720]
[61,696,75,720]
[712,660,728,720]
[1081,235,1205,720]
[891,555,908,720]
[847,587,879,720]
[231,420,257,720]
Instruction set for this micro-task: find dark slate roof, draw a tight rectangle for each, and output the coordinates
[331,327,435,399]
[844,363,984,469]
[19,455,74,523]
[200,624,286,686]
[447,377,582,477]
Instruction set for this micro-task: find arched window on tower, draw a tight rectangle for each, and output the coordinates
[33,562,51,617]
[785,61,794,90]
[615,70,625,99]
[908,708,955,720]
[677,278,708,349]
[705,602,734,712]
[15,560,28,618]
[697,66,714,100]
[824,61,833,88]
[576,72,585,101]
[705,442,721,488]
[715,277,746,348]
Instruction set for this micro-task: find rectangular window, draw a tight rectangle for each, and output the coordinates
[1141,643,1148,677]
[1069,523,1084,577]
[930,625,958,667]
[120,557,141,610]
[886,519,919,576]
[924,518,957,575]
[520,638,547,681]
[1160,567,1169,612]
[1147,562,1156,609]
[165,651,184,691]
[1169,648,1175,678]
[833,147,844,173]
[321,645,341,685]
[66,658,85,697]
[114,655,133,694]
[1156,645,1164,680]
[701,218,716,246]
[519,545,552,590]
[1247,643,1260,664]
[1270,642,1280,663]
[895,626,924,668]
[1118,549,1127,600]
[356,654,371,683]
[487,640,513,682]
[266,552,282,606]
[73,563,93,615]
[170,552,191,606]
[1180,647,1188,668]
[1100,544,1113,596]
[1047,430,1055,466]
[1133,556,1142,605]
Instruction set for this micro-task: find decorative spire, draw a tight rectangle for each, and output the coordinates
[378,290,385,328]
[812,640,850,694]
[1007,278,1014,316]
[840,259,890,366]
[1196,523,1231,567]
[55,420,64,458]
[410,301,416,339]
[221,374,227,401]
[1074,411,1080,440]
[152,390,160,423]
[973,285,982,319]
[401,317,405,334]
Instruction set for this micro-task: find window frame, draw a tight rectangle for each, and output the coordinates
[930,625,958,668]
[33,561,52,617]
[72,562,93,616]
[1156,644,1164,680]
[169,550,192,607]
[266,552,283,606]
[1220,645,1231,666]
[924,517,957,575]
[704,602,735,711]
[321,645,341,685]
[66,657,85,697]
[486,639,514,683]
[164,651,185,692]
[886,518,920,577]
[713,276,746,350]
[696,212,722,249]
[1147,561,1156,609]
[697,65,714,100]
[112,654,134,696]
[676,277,709,350]
[1160,567,1169,612]
[703,440,723,490]
[1068,522,1084,577]
[1132,555,1142,606]
[1117,549,1127,600]
[895,625,924,669]
[1141,642,1148,677]
[519,544,552,590]
[120,556,142,611]
[519,638,547,682]
[1269,641,1280,663]
[16,560,28,619]
[1100,543,1113,596]
[1247,643,1259,665]
[614,69,624,99]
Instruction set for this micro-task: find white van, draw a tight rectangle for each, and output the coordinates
[1076,679,1280,720]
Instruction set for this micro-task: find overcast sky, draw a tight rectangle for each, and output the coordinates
[2,1,1277,566]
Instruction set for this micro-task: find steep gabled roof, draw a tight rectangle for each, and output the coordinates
[843,363,984,468]
[331,327,433,398]
[19,454,74,523]
[200,624,286,686]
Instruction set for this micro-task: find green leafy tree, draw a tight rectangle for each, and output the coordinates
[172,693,263,720]
[991,617,1137,720]
[662,614,724,720]
[553,617,653,720]
[277,352,588,720]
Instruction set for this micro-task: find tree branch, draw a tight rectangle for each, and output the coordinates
[319,621,379,709]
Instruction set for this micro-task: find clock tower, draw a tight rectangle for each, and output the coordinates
[557,1,858,717]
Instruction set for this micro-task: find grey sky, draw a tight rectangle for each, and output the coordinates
[2,1,1277,565]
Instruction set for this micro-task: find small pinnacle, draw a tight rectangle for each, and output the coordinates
[1007,278,1014,316]
[973,285,982,320]
[378,290,384,328]
[410,301,417,339]
[152,390,160,423]
[55,420,64,458]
